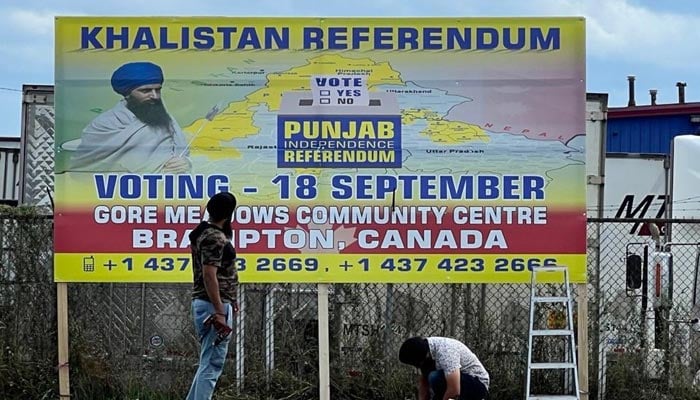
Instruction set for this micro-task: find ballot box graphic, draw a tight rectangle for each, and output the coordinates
[277,91,402,168]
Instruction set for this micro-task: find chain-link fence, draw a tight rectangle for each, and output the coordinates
[589,218,700,400]
[0,208,56,399]
[2,208,700,399]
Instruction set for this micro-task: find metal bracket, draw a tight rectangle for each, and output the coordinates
[588,110,607,121]
[23,93,54,104]
[587,175,604,185]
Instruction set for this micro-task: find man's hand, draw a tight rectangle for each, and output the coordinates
[204,312,232,345]
[214,313,227,328]
[161,156,191,173]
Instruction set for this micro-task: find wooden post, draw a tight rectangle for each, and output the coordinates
[57,282,71,398]
[317,284,330,400]
[577,283,589,400]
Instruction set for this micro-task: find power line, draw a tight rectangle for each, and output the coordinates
[0,87,21,92]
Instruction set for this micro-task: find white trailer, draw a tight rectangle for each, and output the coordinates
[596,137,700,397]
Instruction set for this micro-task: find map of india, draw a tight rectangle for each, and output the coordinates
[183,54,493,157]
[184,54,403,158]
[181,53,584,198]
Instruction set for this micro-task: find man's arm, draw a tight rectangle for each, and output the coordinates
[442,370,461,400]
[203,264,227,325]
[418,374,430,400]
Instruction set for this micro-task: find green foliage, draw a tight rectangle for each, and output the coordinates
[0,204,41,218]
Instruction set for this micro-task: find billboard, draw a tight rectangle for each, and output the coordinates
[54,17,586,283]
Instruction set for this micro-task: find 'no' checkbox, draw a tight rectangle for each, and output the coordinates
[320,98,331,104]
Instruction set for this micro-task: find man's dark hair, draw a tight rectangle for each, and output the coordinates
[207,192,237,239]
[399,337,429,367]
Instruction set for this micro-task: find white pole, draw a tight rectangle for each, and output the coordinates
[236,286,245,393]
[265,288,275,384]
[318,284,330,400]
[57,282,71,399]
[577,284,589,400]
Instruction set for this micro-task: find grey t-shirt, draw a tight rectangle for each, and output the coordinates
[428,337,490,388]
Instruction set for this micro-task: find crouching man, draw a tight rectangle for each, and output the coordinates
[399,336,489,400]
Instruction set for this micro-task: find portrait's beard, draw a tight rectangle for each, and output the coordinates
[126,97,172,129]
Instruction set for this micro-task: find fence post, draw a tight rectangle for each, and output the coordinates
[577,283,589,400]
[318,283,330,400]
[57,282,70,398]
[236,285,246,393]
[265,287,275,386]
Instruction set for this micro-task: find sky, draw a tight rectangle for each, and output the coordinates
[0,0,699,137]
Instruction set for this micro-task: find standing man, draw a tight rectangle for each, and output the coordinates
[71,61,191,173]
[187,192,239,399]
[399,336,489,400]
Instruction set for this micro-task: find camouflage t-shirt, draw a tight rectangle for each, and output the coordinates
[191,223,238,303]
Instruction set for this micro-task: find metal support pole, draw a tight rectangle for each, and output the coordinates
[318,284,330,400]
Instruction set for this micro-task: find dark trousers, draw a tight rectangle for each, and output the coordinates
[428,370,488,400]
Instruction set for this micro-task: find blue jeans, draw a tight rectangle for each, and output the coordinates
[186,299,234,400]
[428,370,488,400]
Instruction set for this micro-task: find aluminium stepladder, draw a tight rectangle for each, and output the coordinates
[525,265,580,400]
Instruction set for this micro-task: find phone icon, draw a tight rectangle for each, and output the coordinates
[83,256,95,272]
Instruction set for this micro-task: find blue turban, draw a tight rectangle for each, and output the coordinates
[110,62,164,96]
